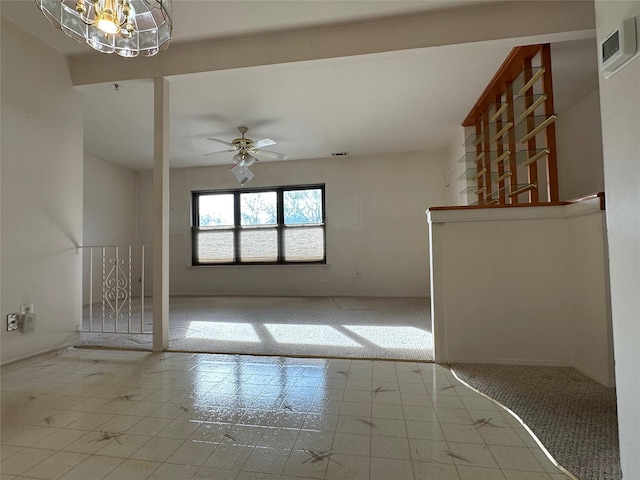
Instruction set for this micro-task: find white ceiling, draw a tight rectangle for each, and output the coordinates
[80,44,517,170]
[1,1,598,171]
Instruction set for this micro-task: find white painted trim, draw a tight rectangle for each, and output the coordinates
[446,357,614,388]
[153,77,170,352]
[446,357,570,367]
[427,197,602,224]
[564,197,605,217]
[429,222,448,364]
[0,341,78,367]
[571,362,615,387]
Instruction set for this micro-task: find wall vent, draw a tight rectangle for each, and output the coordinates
[331,152,350,157]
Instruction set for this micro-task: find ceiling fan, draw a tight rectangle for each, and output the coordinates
[198,126,288,167]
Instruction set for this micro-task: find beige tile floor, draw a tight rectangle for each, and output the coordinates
[0,348,573,480]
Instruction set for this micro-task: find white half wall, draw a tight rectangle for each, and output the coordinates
[595,1,640,477]
[428,197,613,386]
[1,18,83,364]
[136,150,447,297]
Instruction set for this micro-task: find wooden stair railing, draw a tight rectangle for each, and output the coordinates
[459,44,559,206]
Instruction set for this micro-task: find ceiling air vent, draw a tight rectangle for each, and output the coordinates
[331,152,350,157]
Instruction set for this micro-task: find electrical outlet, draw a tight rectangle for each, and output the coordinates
[354,272,361,279]
[20,304,34,314]
[7,313,20,331]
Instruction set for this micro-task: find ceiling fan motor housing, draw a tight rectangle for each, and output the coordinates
[232,126,252,148]
[232,138,253,148]
[199,125,286,162]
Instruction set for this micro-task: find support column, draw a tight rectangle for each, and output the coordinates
[153,77,169,351]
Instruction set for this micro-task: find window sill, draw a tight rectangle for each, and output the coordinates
[189,263,330,269]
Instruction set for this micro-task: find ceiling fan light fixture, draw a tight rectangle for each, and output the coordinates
[203,126,287,184]
[36,0,173,57]
[233,151,257,167]
[230,162,254,186]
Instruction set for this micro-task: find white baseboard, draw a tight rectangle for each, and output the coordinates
[569,362,614,387]
[0,340,78,367]
[170,293,431,298]
[447,357,567,367]
[444,357,614,387]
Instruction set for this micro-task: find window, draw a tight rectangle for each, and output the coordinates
[192,185,325,265]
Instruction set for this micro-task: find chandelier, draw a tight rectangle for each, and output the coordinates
[36,0,172,57]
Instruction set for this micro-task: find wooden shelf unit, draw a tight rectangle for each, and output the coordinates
[459,44,559,206]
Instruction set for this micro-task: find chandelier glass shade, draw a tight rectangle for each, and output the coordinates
[35,0,172,57]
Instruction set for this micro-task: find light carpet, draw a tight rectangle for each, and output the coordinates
[78,296,433,361]
[451,363,621,480]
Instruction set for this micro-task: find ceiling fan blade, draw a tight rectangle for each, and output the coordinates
[206,137,235,146]
[197,149,235,158]
[252,149,288,161]
[252,138,276,149]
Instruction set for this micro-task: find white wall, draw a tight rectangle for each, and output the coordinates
[428,198,613,386]
[82,155,139,303]
[445,129,467,206]
[0,18,83,364]
[83,154,138,245]
[566,207,614,384]
[595,1,640,477]
[556,89,605,200]
[137,150,447,297]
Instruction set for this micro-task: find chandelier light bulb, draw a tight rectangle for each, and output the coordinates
[36,0,173,57]
[96,11,119,34]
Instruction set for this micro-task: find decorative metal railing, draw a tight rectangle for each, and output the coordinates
[77,245,150,334]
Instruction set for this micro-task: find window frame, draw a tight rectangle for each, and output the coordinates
[191,184,326,266]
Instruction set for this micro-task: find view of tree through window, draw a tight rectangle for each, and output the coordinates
[192,185,325,265]
[241,192,277,226]
[198,194,233,227]
[284,189,323,224]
